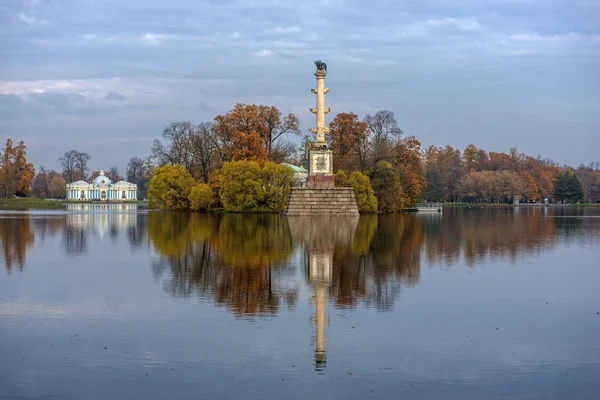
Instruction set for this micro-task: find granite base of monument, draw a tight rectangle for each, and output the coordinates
[285,187,359,215]
[306,175,335,189]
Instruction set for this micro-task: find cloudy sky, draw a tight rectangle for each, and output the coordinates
[1,0,599,172]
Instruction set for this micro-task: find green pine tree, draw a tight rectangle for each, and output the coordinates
[568,173,584,203]
[553,171,584,203]
[424,166,443,202]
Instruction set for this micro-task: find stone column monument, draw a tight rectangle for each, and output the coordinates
[307,60,334,189]
[284,61,359,215]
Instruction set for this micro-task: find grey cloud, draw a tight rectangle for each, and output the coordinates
[0,0,598,170]
[105,91,128,101]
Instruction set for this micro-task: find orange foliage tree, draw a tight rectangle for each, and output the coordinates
[424,145,464,202]
[327,112,369,173]
[213,104,299,164]
[392,136,425,207]
[0,139,35,197]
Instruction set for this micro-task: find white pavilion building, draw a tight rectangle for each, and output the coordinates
[66,170,137,201]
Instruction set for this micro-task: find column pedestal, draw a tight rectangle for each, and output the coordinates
[307,149,334,189]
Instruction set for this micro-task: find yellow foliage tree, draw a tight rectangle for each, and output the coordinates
[335,170,378,213]
[259,162,294,211]
[219,160,263,211]
[0,139,35,197]
[219,160,293,212]
[147,165,196,210]
[189,183,215,211]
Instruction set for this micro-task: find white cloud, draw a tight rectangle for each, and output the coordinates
[140,33,168,46]
[254,49,272,57]
[17,13,36,25]
[397,17,482,39]
[266,26,302,34]
[17,12,47,26]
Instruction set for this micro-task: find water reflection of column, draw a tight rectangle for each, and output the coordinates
[287,215,358,372]
[309,250,332,371]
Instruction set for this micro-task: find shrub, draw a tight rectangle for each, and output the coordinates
[334,169,378,213]
[348,171,378,213]
[189,183,215,211]
[370,161,404,212]
[220,160,262,211]
[219,160,293,212]
[334,170,348,187]
[259,162,294,212]
[147,165,196,210]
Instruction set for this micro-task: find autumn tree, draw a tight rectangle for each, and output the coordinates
[460,171,525,203]
[126,156,154,198]
[463,144,485,172]
[213,104,299,164]
[49,175,66,199]
[255,105,300,158]
[364,110,402,168]
[327,112,369,172]
[391,136,425,207]
[424,145,464,201]
[74,151,91,180]
[147,165,196,210]
[0,139,35,197]
[369,161,403,212]
[59,150,78,183]
[126,157,145,184]
[151,121,198,174]
[109,166,121,181]
[334,170,378,213]
[219,160,293,212]
[60,150,90,182]
[230,130,268,163]
[575,164,600,203]
[190,122,219,182]
[31,167,50,198]
[188,183,215,211]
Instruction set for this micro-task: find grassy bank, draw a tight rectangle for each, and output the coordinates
[0,198,65,210]
[0,198,148,210]
[441,202,600,208]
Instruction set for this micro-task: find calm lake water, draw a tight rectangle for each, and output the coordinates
[1,205,599,399]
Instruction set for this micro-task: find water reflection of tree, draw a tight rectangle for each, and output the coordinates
[149,213,298,318]
[423,208,560,266]
[0,216,35,273]
[63,226,88,256]
[126,217,147,250]
[327,215,424,311]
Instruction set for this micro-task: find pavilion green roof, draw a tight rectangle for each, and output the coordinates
[280,162,308,173]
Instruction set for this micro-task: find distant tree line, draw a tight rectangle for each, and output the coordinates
[3,102,599,205]
[422,145,595,204]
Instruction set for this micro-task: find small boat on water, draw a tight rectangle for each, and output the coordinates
[415,203,442,212]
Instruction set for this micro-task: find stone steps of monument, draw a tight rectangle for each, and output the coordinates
[286,195,356,199]
[287,207,357,211]
[286,205,359,210]
[288,197,355,204]
[287,200,357,204]
[285,188,359,215]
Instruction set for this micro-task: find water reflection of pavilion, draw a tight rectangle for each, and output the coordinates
[288,216,359,371]
[64,204,139,255]
[66,204,138,231]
